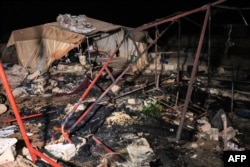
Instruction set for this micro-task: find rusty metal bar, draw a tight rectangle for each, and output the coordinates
[61,0,226,143]
[174,20,181,108]
[154,27,160,90]
[114,76,172,99]
[130,34,142,57]
[61,32,131,143]
[0,62,61,167]
[175,5,211,142]
[5,111,56,125]
[63,21,173,142]
[135,0,226,31]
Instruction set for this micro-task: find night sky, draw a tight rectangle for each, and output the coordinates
[0,0,249,42]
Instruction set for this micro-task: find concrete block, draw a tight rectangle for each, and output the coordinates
[12,87,28,98]
[127,98,136,105]
[198,123,211,133]
[164,64,176,71]
[0,146,16,164]
[0,138,18,154]
[79,55,87,65]
[111,84,121,94]
[45,143,76,161]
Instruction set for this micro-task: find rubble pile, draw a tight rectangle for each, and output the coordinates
[0,54,249,167]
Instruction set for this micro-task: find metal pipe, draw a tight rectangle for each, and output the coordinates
[135,0,226,31]
[155,27,160,90]
[61,32,131,142]
[221,113,228,150]
[238,9,248,26]
[5,111,56,124]
[0,62,61,167]
[61,0,226,143]
[63,22,173,142]
[207,11,211,91]
[175,5,211,142]
[104,66,115,82]
[231,60,234,113]
[114,76,173,99]
[92,136,119,160]
[0,62,37,162]
[175,20,181,108]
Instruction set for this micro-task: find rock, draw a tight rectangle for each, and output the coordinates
[0,104,8,115]
[27,70,41,80]
[209,128,219,141]
[79,55,87,65]
[0,146,16,164]
[127,98,136,105]
[111,84,121,94]
[45,143,76,161]
[12,87,28,98]
[198,122,211,133]
[16,155,37,167]
[22,147,29,156]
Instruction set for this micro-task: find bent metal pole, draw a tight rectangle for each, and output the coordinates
[0,62,62,167]
[61,0,226,143]
[61,22,172,143]
[175,5,211,142]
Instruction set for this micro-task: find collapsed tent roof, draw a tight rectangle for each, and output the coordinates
[6,15,151,73]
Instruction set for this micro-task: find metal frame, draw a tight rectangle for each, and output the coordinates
[61,0,226,143]
[0,62,62,166]
[0,0,225,166]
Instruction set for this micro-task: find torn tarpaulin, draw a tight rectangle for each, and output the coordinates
[57,14,96,34]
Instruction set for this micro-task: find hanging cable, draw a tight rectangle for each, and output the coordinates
[224,24,233,56]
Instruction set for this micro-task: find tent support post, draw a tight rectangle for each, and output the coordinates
[60,0,226,143]
[0,61,62,167]
[175,5,211,142]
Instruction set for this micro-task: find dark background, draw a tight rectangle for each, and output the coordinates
[0,0,249,42]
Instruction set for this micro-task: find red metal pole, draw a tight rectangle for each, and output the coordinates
[5,113,43,124]
[5,110,56,125]
[92,136,119,160]
[0,62,37,162]
[61,33,130,142]
[0,62,62,167]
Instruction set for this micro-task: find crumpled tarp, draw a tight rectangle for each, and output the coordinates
[57,14,96,34]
